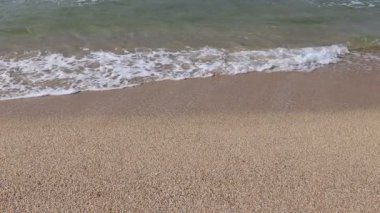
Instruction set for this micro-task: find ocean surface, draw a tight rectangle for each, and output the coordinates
[0,0,380,100]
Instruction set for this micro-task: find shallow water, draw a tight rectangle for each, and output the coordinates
[0,0,380,100]
[1,0,380,51]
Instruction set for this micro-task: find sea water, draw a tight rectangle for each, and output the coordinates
[0,0,379,100]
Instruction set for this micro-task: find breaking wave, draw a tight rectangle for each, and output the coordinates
[310,0,380,8]
[0,45,349,100]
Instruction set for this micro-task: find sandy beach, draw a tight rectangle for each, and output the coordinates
[1,0,380,211]
[1,66,380,211]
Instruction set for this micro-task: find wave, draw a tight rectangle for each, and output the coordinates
[310,0,380,8]
[349,37,380,51]
[0,45,349,100]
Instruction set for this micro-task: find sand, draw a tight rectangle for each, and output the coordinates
[1,65,380,211]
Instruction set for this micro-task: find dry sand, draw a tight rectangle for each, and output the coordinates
[1,64,380,211]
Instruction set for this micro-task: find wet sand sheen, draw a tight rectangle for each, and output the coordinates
[1,67,380,211]
[0,45,349,100]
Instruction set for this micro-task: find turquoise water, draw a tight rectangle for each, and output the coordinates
[1,0,380,51]
[0,0,380,100]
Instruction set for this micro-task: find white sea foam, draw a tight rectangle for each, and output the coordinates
[10,0,104,6]
[310,0,380,8]
[0,45,348,100]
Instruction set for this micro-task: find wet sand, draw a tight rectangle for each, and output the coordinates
[1,65,380,211]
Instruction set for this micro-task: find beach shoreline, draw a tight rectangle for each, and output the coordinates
[1,62,380,118]
[2,0,380,211]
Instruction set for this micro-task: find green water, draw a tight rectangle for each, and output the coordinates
[1,0,380,100]
[1,0,380,52]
